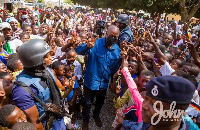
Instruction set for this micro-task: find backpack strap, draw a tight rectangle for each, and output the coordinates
[14,81,46,108]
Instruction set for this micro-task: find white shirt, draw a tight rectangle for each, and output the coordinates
[159,62,175,76]
[8,39,23,53]
[55,47,64,58]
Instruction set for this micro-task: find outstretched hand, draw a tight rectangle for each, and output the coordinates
[146,31,154,43]
[69,32,77,44]
[87,33,99,49]
[121,45,129,69]
[121,45,129,60]
[115,79,122,96]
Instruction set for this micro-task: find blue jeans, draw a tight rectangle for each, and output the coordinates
[82,86,107,123]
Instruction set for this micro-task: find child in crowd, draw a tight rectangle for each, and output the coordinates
[8,53,19,60]
[55,36,65,59]
[23,25,32,36]
[6,57,23,79]
[0,104,27,129]
[0,36,9,65]
[65,64,82,124]
[0,61,7,72]
[112,70,154,129]
[52,61,69,91]
[64,48,82,82]
[19,32,30,43]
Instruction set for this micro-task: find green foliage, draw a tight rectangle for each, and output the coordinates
[38,0,44,3]
[64,0,73,5]
[71,0,200,18]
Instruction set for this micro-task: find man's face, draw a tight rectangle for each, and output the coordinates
[28,11,33,18]
[0,63,7,72]
[180,65,191,75]
[128,61,138,75]
[2,76,14,96]
[164,34,173,45]
[66,52,76,65]
[32,17,38,25]
[106,27,119,46]
[32,26,39,35]
[138,37,145,46]
[191,36,198,43]
[2,28,12,39]
[41,25,48,35]
[6,107,27,128]
[138,75,152,92]
[115,22,125,31]
[142,95,174,126]
[9,21,18,31]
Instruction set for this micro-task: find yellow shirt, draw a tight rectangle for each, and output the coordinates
[113,89,133,109]
[12,70,22,79]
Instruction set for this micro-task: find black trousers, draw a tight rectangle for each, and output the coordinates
[82,86,107,123]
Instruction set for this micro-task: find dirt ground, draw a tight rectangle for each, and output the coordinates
[76,89,116,130]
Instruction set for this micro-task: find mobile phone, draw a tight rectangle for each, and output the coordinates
[4,3,13,13]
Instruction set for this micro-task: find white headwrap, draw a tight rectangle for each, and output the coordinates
[8,17,18,23]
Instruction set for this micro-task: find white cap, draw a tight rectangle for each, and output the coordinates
[0,22,12,30]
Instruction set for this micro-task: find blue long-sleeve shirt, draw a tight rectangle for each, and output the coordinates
[76,37,120,90]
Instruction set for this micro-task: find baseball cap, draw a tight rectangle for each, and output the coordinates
[0,22,12,30]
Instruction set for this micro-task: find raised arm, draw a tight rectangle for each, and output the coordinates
[76,34,99,55]
[121,52,144,122]
[187,37,200,68]
[155,14,161,38]
[147,31,167,65]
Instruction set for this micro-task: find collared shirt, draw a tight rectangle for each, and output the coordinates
[13,28,23,38]
[76,37,120,90]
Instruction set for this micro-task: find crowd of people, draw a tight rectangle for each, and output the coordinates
[0,4,200,130]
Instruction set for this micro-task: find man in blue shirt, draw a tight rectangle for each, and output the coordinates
[76,25,120,130]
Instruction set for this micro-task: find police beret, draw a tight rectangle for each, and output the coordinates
[145,75,196,104]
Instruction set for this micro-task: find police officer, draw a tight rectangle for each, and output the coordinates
[115,14,133,46]
[12,39,66,130]
[94,20,106,38]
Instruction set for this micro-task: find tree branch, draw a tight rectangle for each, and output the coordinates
[187,0,200,21]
